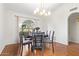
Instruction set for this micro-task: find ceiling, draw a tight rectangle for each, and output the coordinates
[4,3,63,17]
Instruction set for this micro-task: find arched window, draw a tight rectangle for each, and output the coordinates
[21,20,35,32]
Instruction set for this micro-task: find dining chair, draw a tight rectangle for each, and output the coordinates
[19,32,32,56]
[45,31,51,40]
[51,31,55,53]
[46,30,48,35]
[31,32,45,56]
[44,31,55,53]
[49,31,51,40]
[45,31,51,47]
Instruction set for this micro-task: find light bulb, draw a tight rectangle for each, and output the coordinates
[34,8,39,14]
[40,11,43,15]
[34,10,37,14]
[42,9,45,13]
[36,8,39,12]
[48,11,51,15]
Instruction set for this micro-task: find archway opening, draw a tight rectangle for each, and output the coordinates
[68,12,79,45]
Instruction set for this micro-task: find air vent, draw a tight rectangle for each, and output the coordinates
[70,7,78,12]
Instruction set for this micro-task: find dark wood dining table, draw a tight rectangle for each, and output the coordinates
[27,32,48,47]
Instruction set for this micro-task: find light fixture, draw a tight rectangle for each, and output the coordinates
[34,0,51,16]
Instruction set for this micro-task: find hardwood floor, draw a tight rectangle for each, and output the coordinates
[68,42,79,56]
[23,42,67,56]
[0,44,19,56]
[0,42,79,56]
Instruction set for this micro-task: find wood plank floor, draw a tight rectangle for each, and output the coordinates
[0,44,19,56]
[68,42,79,56]
[0,42,79,56]
[23,42,67,56]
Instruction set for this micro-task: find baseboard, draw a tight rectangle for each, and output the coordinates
[69,41,79,44]
[0,46,5,55]
[54,41,68,46]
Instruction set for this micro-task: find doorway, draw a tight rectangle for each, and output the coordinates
[68,12,79,45]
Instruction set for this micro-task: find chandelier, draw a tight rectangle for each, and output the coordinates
[34,0,51,16]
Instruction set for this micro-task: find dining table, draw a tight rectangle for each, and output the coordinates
[24,31,48,48]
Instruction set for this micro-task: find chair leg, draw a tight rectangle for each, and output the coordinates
[31,46,34,56]
[28,44,30,49]
[52,43,54,53]
[32,50,35,56]
[41,49,43,56]
[28,44,30,55]
[20,45,23,56]
[41,47,44,56]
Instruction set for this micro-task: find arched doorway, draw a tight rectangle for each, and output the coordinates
[68,12,79,45]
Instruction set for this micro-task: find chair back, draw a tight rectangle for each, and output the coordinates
[46,30,48,35]
[33,32,45,48]
[52,31,55,42]
[48,31,51,40]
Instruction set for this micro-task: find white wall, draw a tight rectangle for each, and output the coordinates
[41,4,79,45]
[2,9,42,43]
[0,4,4,53]
[41,4,68,45]
[3,9,18,44]
[75,21,79,43]
[0,4,3,52]
[0,4,16,53]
